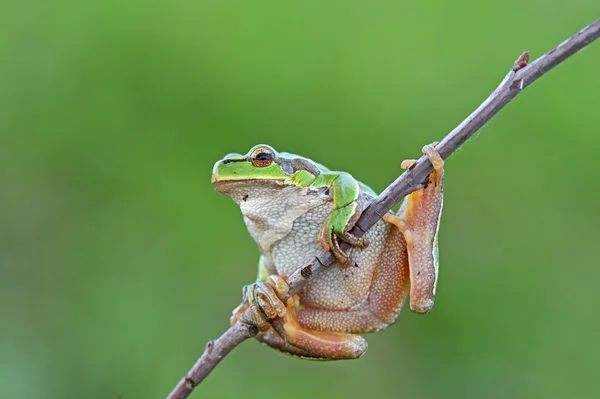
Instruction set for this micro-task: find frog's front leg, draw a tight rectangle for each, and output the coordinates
[384,143,444,314]
[317,172,368,267]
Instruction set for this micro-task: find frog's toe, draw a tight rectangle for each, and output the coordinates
[401,159,417,170]
[265,275,290,298]
[421,143,444,173]
[319,214,369,267]
[320,230,368,268]
[338,229,368,248]
[252,282,287,319]
[239,280,288,331]
[328,232,350,267]
[331,230,370,267]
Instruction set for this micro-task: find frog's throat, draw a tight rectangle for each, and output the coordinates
[239,185,330,254]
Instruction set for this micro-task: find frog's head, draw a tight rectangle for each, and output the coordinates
[212,144,322,200]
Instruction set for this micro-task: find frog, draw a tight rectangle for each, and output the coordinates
[211,143,444,360]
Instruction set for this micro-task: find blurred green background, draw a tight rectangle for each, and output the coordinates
[1,1,599,398]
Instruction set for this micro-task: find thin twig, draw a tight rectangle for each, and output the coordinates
[167,19,600,399]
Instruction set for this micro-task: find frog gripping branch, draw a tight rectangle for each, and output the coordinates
[317,172,366,264]
[167,19,600,399]
[213,143,444,359]
[384,143,444,315]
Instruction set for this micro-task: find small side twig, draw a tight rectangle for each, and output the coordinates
[167,19,600,399]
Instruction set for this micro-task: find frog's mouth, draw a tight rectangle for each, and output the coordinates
[212,178,286,194]
[212,177,285,186]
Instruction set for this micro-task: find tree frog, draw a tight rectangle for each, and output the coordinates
[211,144,444,359]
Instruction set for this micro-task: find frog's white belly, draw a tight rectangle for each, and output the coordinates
[236,181,390,311]
[270,201,391,311]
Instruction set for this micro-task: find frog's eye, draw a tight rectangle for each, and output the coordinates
[250,147,275,167]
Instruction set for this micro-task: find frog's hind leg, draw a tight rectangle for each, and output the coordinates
[384,143,444,314]
[296,224,411,333]
[246,274,368,359]
[266,295,368,360]
[257,329,315,358]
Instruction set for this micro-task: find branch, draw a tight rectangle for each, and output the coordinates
[167,19,600,399]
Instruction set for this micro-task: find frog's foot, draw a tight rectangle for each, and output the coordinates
[318,198,369,268]
[258,329,315,358]
[267,295,368,359]
[231,275,290,331]
[385,143,444,314]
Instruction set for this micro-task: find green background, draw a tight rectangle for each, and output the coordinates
[1,1,599,398]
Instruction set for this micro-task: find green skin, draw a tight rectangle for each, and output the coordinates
[212,144,375,265]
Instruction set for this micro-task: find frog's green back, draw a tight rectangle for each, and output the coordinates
[279,151,378,198]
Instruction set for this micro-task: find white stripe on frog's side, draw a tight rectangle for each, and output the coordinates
[431,184,443,296]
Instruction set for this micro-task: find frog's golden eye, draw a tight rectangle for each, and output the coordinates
[250,147,275,167]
